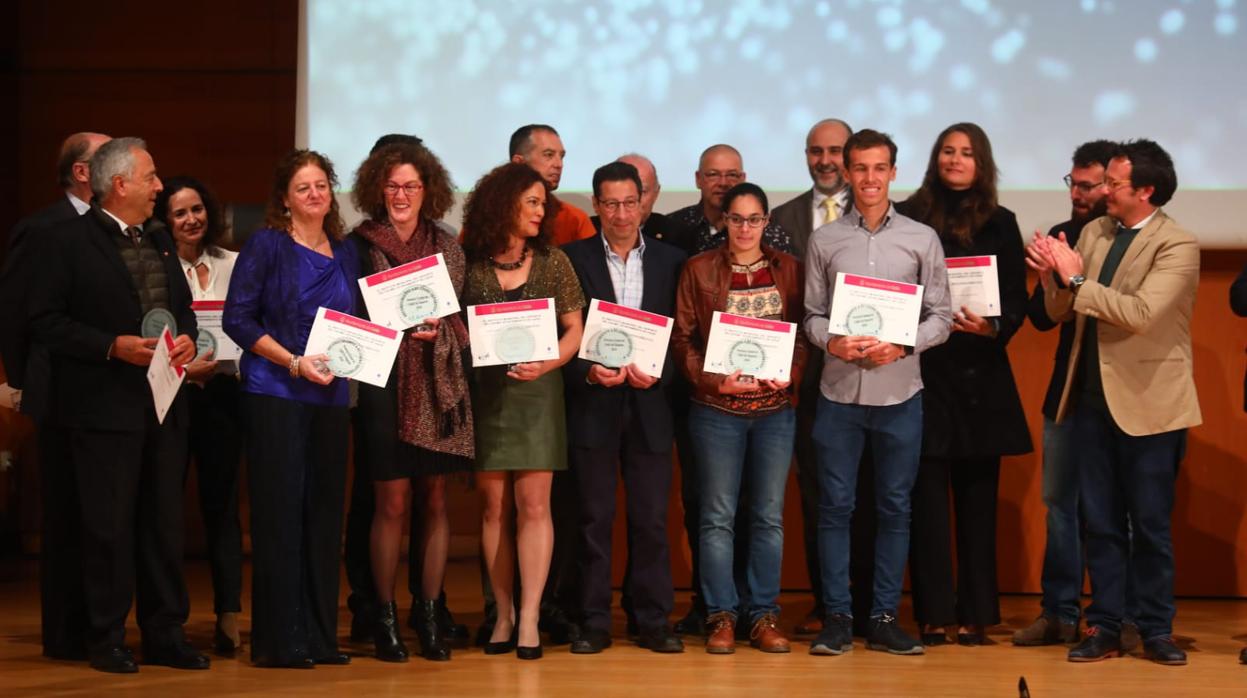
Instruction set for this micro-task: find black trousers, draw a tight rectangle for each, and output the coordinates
[186,375,243,614]
[572,416,674,634]
[908,455,1001,627]
[243,394,348,663]
[542,468,582,619]
[38,421,89,657]
[71,413,190,650]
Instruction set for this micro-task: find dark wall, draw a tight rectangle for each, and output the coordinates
[4,1,298,243]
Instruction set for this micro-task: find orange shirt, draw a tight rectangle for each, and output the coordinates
[551,200,596,247]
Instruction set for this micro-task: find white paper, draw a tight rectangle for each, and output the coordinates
[304,307,403,388]
[0,383,21,411]
[703,311,798,381]
[467,298,560,368]
[146,326,186,424]
[191,301,242,361]
[578,299,673,378]
[358,252,461,330]
[828,272,924,346]
[946,255,1001,317]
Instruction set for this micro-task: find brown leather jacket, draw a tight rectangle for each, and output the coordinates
[672,244,808,411]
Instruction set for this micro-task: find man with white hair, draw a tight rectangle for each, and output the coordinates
[29,137,206,673]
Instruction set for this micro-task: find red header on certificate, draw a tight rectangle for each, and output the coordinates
[844,274,919,295]
[191,300,226,311]
[363,254,441,287]
[473,298,552,315]
[323,309,400,339]
[598,300,670,327]
[161,327,184,377]
[945,256,993,269]
[720,312,794,334]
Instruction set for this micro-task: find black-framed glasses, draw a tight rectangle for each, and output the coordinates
[384,182,424,196]
[597,198,639,213]
[1063,174,1104,195]
[725,214,768,229]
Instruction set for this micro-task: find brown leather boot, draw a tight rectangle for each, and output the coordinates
[705,612,736,654]
[750,613,791,653]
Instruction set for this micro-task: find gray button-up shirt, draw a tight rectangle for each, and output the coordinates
[803,203,952,406]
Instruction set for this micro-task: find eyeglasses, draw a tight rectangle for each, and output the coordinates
[1101,177,1133,192]
[597,198,639,213]
[724,214,768,229]
[700,170,743,183]
[1063,174,1105,195]
[384,182,424,196]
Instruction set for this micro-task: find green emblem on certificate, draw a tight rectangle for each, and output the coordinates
[195,329,217,358]
[399,285,439,325]
[726,339,766,373]
[591,328,633,367]
[846,304,883,335]
[141,308,177,338]
[326,338,364,377]
[495,326,536,364]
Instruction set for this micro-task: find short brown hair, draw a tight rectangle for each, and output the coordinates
[351,143,455,223]
[263,149,346,240]
[461,162,554,261]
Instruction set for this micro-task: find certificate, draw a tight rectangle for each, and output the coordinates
[828,272,923,346]
[191,301,242,361]
[577,299,673,377]
[703,311,797,382]
[467,298,559,368]
[146,326,185,425]
[946,255,1000,317]
[304,307,403,388]
[358,253,461,331]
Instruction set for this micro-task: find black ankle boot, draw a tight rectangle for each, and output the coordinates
[414,599,451,661]
[373,601,409,663]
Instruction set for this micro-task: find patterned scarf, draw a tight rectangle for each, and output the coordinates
[356,219,473,458]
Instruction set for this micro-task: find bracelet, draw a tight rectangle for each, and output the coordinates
[289,354,302,378]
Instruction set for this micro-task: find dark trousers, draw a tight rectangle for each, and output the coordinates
[1075,404,1184,640]
[38,422,89,657]
[909,456,1002,627]
[244,394,348,663]
[543,469,582,619]
[572,420,674,635]
[71,413,190,650]
[187,376,243,614]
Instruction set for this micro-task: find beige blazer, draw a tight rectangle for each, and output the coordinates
[1044,209,1201,436]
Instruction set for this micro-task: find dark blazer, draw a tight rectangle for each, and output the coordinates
[561,232,686,454]
[1232,264,1247,412]
[771,189,854,259]
[28,206,196,431]
[1025,218,1084,420]
[896,203,1033,458]
[0,196,80,417]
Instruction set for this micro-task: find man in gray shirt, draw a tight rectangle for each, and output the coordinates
[802,129,952,656]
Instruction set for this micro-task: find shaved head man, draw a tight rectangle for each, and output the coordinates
[668,144,794,255]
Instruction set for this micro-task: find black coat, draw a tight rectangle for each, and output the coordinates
[0,196,81,418]
[899,203,1033,459]
[27,207,196,431]
[561,233,686,454]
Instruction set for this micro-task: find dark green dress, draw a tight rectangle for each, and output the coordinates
[464,247,585,471]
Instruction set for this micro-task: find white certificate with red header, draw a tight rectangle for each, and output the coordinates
[191,300,242,361]
[146,326,185,424]
[828,272,923,346]
[304,307,403,387]
[357,252,461,330]
[467,298,559,368]
[578,299,673,377]
[703,311,797,382]
[945,255,1000,317]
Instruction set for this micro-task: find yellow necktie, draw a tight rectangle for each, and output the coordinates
[821,197,839,226]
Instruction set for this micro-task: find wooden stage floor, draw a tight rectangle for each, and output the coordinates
[1,557,1245,696]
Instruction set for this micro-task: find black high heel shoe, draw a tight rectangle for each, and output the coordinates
[484,626,518,655]
[919,625,949,646]
[516,643,543,660]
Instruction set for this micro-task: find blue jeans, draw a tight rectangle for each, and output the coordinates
[1039,417,1081,623]
[688,403,794,622]
[813,393,923,618]
[1074,404,1183,640]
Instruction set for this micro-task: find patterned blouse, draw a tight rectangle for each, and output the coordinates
[462,246,585,315]
[716,257,790,415]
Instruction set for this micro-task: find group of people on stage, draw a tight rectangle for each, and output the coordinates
[0,115,1226,673]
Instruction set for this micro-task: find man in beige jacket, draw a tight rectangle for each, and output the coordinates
[1026,139,1199,666]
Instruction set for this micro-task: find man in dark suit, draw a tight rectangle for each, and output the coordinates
[770,118,863,636]
[0,131,109,660]
[28,137,206,673]
[562,161,686,654]
[590,153,692,251]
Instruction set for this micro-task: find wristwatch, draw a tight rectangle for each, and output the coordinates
[1068,274,1086,293]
